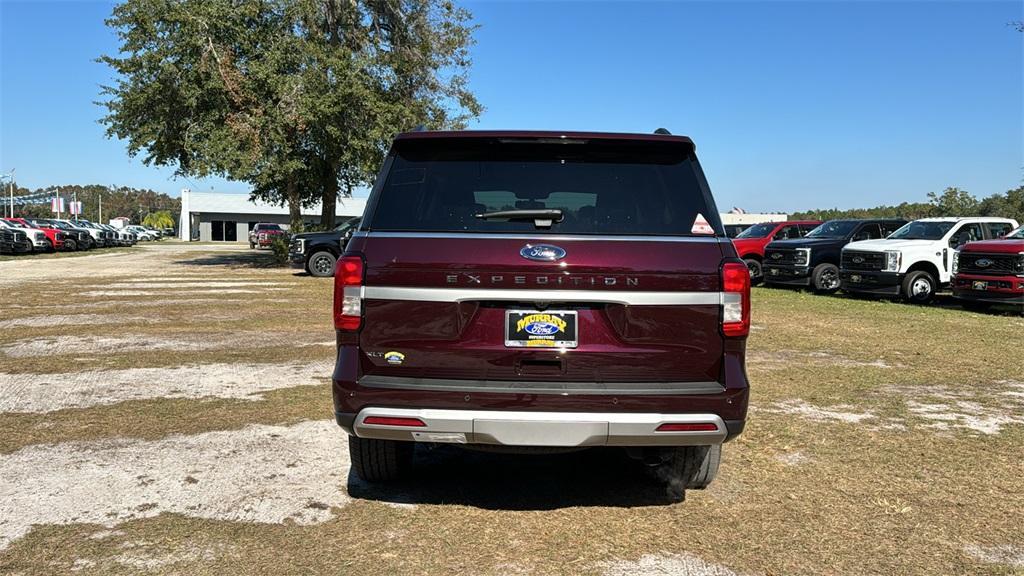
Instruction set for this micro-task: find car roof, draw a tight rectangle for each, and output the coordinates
[393,130,695,147]
[913,217,1015,222]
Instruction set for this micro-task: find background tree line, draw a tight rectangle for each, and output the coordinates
[99,0,480,232]
[6,183,180,225]
[790,186,1024,224]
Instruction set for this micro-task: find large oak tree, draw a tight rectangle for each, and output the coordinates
[100,0,480,229]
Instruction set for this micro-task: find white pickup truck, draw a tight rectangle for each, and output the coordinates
[840,217,1019,303]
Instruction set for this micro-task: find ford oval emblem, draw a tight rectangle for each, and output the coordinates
[524,321,562,336]
[520,244,566,262]
[976,258,993,268]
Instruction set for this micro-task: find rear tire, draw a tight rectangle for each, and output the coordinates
[902,270,936,304]
[308,250,338,277]
[744,258,763,285]
[812,263,841,293]
[649,444,721,494]
[348,436,414,483]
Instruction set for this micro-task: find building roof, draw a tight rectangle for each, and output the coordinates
[183,191,367,218]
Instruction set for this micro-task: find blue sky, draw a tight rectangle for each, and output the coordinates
[1,0,1021,213]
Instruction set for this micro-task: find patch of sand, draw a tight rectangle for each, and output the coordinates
[964,544,1024,568]
[0,361,331,413]
[0,314,150,328]
[756,399,875,424]
[599,552,742,576]
[0,420,348,552]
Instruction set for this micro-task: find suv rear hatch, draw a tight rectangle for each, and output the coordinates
[345,133,735,390]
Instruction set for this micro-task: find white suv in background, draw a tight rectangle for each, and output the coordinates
[840,217,1019,303]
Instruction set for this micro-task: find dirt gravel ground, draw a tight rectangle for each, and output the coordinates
[1,244,1022,575]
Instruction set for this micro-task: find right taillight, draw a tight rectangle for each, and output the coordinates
[721,261,750,337]
[333,256,364,331]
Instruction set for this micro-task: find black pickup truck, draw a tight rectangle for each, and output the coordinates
[288,217,361,277]
[763,219,907,292]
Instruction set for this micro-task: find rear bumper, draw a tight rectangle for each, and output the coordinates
[764,265,812,286]
[840,270,902,295]
[341,407,731,447]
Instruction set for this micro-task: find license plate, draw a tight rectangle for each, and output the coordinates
[505,310,578,348]
[972,280,988,291]
[850,274,862,283]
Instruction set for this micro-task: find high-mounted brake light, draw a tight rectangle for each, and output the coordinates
[333,256,364,331]
[656,422,719,432]
[721,262,751,337]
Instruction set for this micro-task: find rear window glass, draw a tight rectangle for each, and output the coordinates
[367,138,719,236]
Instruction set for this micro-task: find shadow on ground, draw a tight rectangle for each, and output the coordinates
[174,251,282,269]
[348,445,681,510]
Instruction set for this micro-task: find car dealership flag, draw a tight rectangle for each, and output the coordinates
[50,197,65,213]
[69,201,83,215]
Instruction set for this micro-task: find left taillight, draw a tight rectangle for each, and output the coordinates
[334,256,364,331]
[721,261,751,337]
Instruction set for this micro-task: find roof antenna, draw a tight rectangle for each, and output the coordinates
[654,128,672,135]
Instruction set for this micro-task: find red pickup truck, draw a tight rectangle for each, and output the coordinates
[731,220,822,282]
[953,225,1024,312]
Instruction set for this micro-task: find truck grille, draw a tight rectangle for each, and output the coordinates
[842,251,884,271]
[765,248,798,264]
[958,252,1024,276]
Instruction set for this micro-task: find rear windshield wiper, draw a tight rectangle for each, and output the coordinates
[475,209,564,229]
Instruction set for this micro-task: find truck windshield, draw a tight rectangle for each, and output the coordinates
[888,221,955,240]
[735,223,776,239]
[805,221,858,238]
[369,138,719,236]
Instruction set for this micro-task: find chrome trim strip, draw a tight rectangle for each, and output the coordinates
[363,286,722,305]
[353,231,722,243]
[357,375,726,396]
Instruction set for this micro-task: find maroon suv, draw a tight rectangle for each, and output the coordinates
[333,130,750,492]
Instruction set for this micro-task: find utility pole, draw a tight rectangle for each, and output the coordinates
[5,169,13,218]
[73,190,78,221]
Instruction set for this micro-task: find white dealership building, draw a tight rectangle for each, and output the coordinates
[178,189,367,242]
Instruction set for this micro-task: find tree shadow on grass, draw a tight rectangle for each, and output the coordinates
[347,445,682,510]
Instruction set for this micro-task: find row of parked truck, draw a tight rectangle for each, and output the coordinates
[730,216,1023,311]
[0,217,166,255]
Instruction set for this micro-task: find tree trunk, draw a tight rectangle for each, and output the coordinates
[286,176,302,231]
[320,162,338,228]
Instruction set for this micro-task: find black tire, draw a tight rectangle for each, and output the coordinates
[63,238,78,251]
[902,270,936,304]
[249,242,255,249]
[348,436,414,483]
[812,263,841,293]
[650,444,721,495]
[307,250,338,277]
[744,258,763,285]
